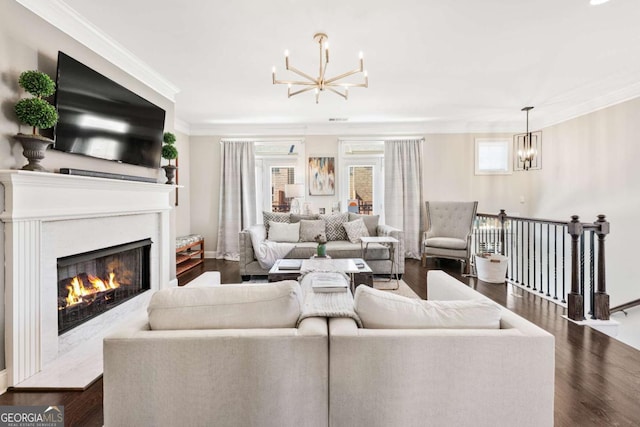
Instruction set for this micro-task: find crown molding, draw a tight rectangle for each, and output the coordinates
[174,118,191,135]
[16,0,180,102]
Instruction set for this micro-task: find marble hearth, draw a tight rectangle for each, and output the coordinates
[0,170,175,388]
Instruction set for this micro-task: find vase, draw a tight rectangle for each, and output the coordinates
[162,165,177,184]
[317,243,327,257]
[13,133,53,172]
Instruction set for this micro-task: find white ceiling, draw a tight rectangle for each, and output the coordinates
[24,0,640,134]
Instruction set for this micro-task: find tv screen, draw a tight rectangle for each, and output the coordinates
[54,52,165,169]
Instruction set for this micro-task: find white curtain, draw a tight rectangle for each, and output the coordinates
[216,141,257,260]
[384,139,424,258]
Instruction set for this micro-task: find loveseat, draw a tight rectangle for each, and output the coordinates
[239,212,405,280]
[103,272,554,427]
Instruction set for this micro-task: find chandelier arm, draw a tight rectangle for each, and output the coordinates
[285,65,318,84]
[325,87,347,100]
[288,86,317,97]
[324,67,364,85]
[274,79,317,86]
[326,81,366,88]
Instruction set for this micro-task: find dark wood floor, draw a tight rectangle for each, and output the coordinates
[2,258,639,427]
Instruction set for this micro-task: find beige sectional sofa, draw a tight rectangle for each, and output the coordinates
[103,272,554,427]
[239,212,405,280]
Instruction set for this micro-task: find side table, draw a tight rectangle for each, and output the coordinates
[360,236,400,288]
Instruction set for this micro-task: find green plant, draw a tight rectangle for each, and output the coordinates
[14,70,58,135]
[161,131,178,165]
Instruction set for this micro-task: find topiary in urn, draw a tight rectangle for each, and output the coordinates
[161,131,178,184]
[13,70,59,171]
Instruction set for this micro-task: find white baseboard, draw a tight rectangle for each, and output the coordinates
[0,369,7,395]
[168,278,179,287]
[205,251,218,258]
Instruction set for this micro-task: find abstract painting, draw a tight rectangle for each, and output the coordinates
[308,156,335,195]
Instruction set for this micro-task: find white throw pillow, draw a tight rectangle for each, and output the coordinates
[343,218,370,243]
[148,281,303,330]
[268,221,300,242]
[354,286,501,329]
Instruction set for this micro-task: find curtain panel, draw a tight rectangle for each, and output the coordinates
[216,141,257,260]
[384,139,424,258]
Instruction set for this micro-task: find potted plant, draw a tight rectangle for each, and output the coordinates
[161,131,178,184]
[315,234,327,257]
[13,70,58,171]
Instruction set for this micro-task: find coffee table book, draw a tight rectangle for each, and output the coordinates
[311,274,349,293]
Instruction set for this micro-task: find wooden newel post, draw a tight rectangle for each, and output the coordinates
[567,215,585,321]
[498,209,507,256]
[594,214,610,320]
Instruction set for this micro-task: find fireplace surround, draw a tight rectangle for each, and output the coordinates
[0,170,175,388]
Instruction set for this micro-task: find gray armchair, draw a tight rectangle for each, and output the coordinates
[422,201,478,274]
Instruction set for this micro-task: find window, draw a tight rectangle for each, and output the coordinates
[254,139,305,216]
[339,140,384,222]
[475,138,512,175]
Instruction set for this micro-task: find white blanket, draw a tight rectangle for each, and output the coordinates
[297,272,362,327]
[247,225,295,269]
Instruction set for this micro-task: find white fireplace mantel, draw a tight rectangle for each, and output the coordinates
[0,170,176,387]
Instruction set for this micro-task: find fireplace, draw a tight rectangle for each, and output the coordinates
[57,239,151,335]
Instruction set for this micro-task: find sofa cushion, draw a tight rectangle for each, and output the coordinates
[348,213,379,237]
[263,211,291,233]
[268,221,300,242]
[424,237,468,250]
[290,213,319,223]
[319,213,348,241]
[354,286,501,329]
[343,218,370,243]
[148,281,303,330]
[299,219,326,242]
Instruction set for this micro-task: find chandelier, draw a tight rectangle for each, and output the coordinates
[271,33,368,103]
[515,106,540,171]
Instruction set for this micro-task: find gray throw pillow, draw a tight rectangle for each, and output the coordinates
[343,218,370,243]
[319,213,348,241]
[299,219,326,242]
[348,213,380,236]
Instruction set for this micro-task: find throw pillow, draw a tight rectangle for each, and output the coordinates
[299,219,326,242]
[319,212,348,241]
[343,218,370,243]
[354,286,501,329]
[290,213,319,223]
[148,281,302,330]
[262,211,291,234]
[348,213,380,236]
[268,221,300,243]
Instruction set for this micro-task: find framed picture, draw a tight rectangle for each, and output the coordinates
[308,156,335,195]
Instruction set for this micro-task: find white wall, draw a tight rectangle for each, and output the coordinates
[530,97,640,307]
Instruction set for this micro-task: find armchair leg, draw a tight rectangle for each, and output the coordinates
[421,253,427,268]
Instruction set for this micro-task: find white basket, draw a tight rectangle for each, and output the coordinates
[475,254,508,283]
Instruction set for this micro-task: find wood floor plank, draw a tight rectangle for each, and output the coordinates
[1,258,638,426]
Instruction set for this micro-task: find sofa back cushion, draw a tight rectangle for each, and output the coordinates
[148,281,303,330]
[268,221,300,242]
[354,286,501,329]
[343,218,370,243]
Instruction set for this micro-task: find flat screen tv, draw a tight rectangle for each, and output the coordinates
[54,51,165,169]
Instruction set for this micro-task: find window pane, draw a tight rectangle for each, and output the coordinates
[271,167,295,212]
[348,166,373,215]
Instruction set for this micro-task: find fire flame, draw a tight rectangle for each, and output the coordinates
[64,272,121,308]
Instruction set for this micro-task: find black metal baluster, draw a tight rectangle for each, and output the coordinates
[545,223,550,296]
[533,221,537,291]
[526,221,530,288]
[590,230,595,319]
[562,227,566,304]
[580,233,585,298]
[553,225,558,300]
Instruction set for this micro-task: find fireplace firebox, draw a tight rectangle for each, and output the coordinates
[57,239,151,335]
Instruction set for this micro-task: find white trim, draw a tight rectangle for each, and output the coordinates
[0,370,7,395]
[16,0,180,102]
[168,278,179,288]
[205,251,218,258]
[174,118,191,135]
[221,137,305,143]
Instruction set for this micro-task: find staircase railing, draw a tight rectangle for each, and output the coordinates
[472,210,610,321]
